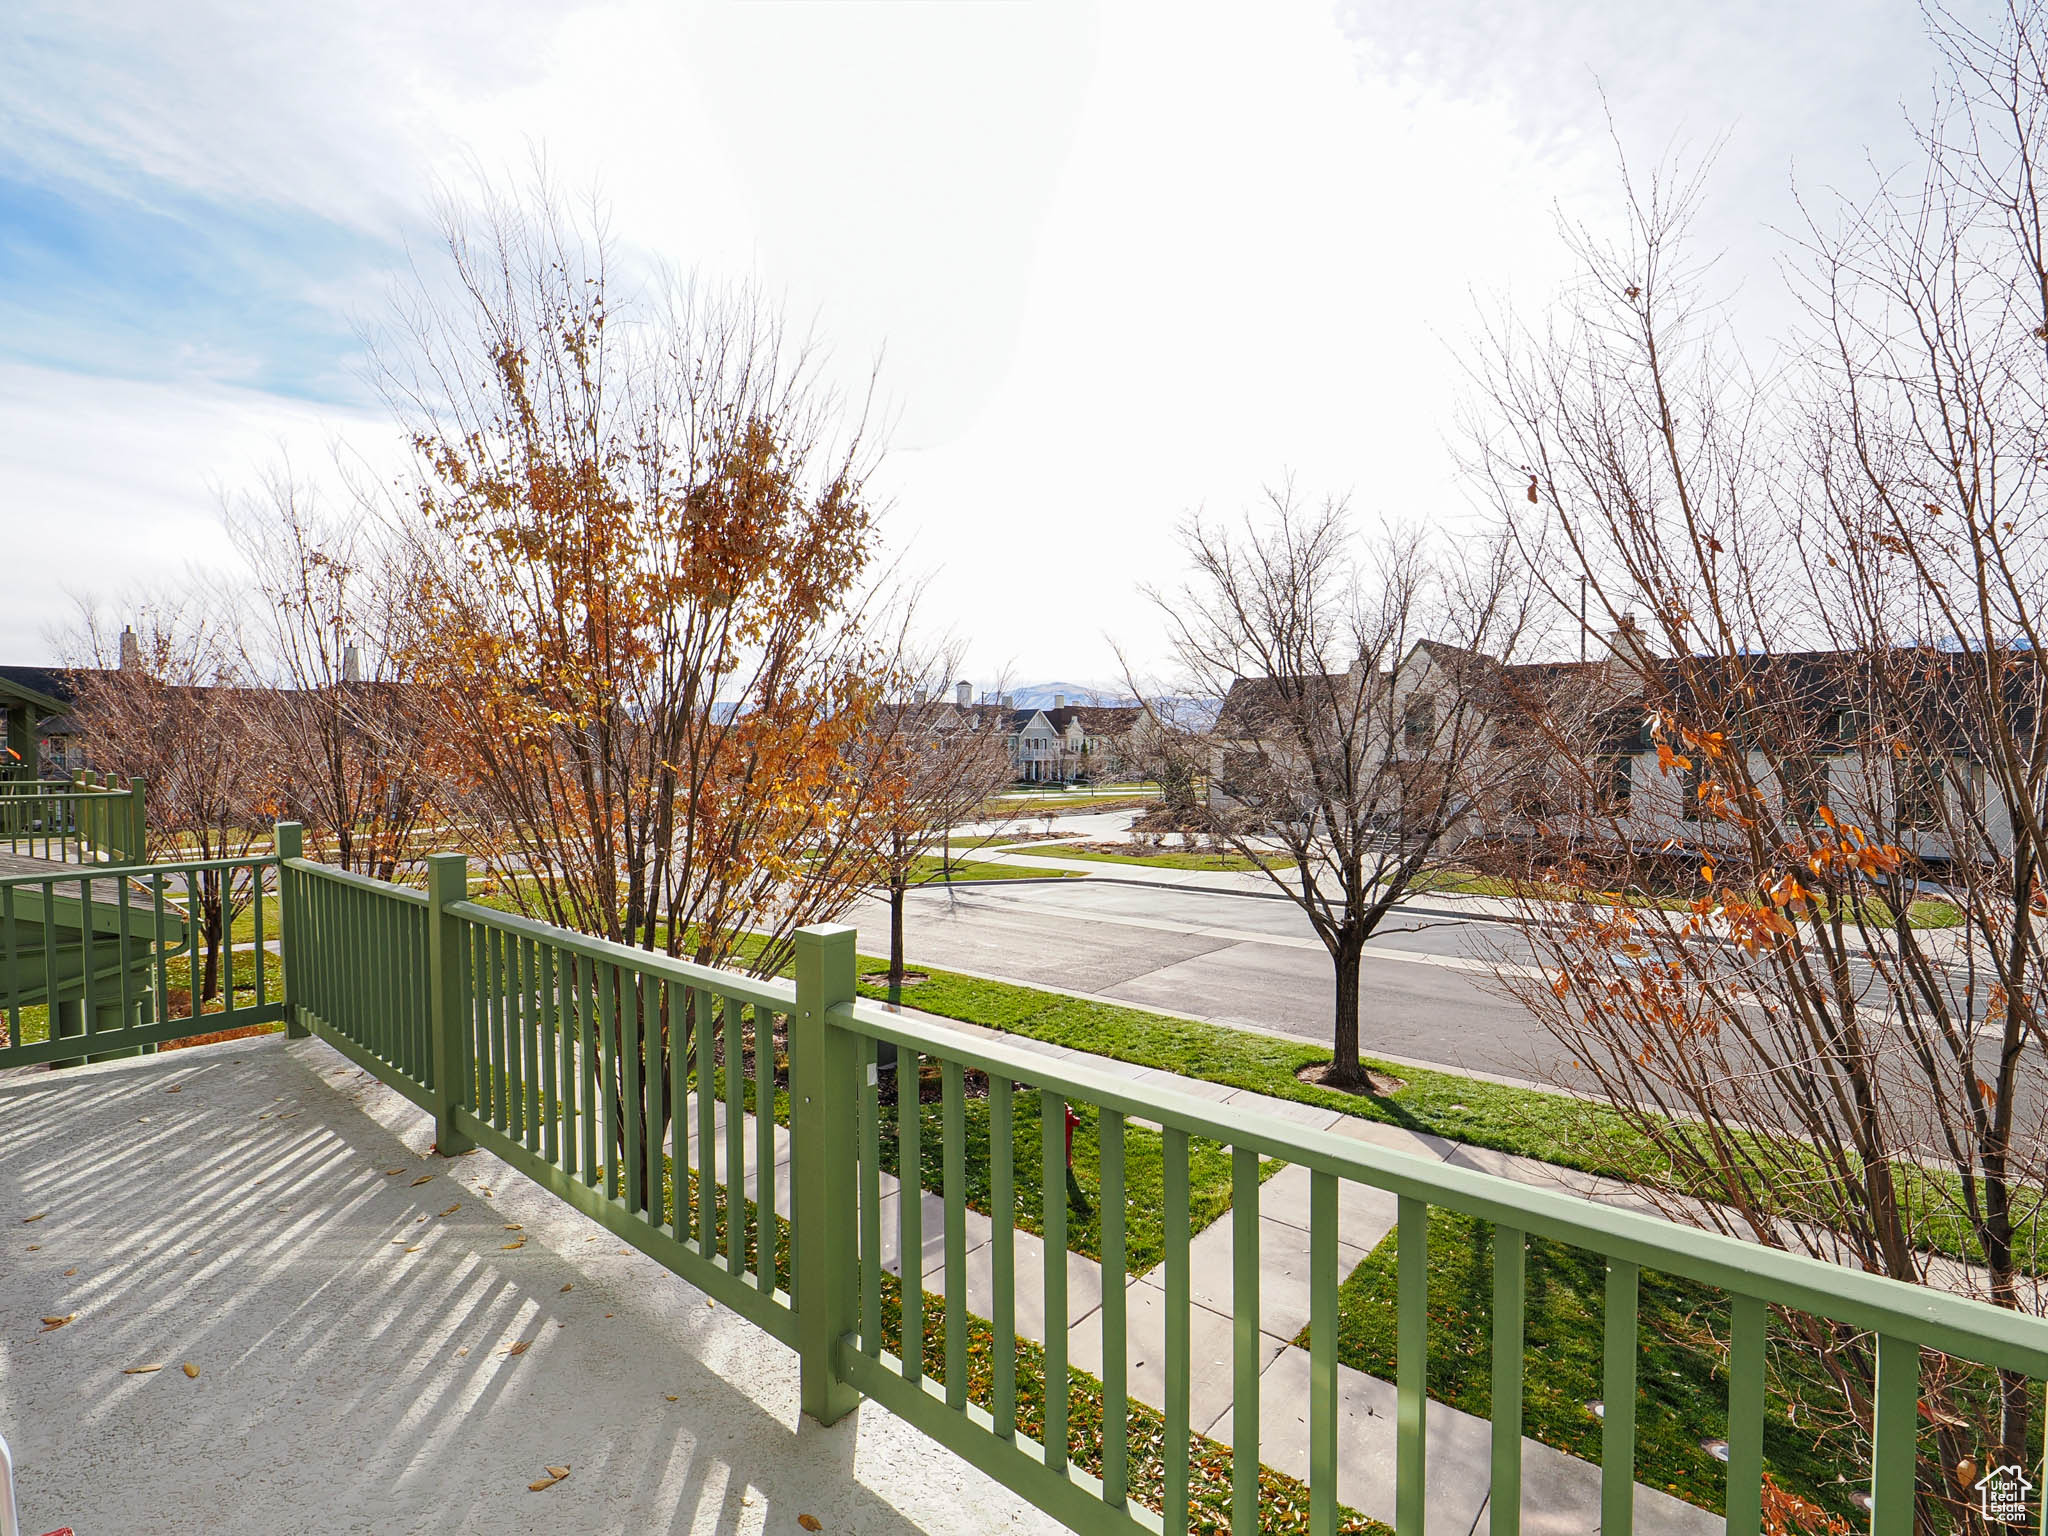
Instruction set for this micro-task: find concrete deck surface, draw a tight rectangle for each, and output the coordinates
[0,1035,1062,1536]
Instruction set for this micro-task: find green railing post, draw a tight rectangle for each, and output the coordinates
[126,776,146,864]
[792,923,862,1426]
[426,852,474,1157]
[276,822,306,1038]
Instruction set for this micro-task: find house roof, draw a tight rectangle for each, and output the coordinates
[0,667,70,716]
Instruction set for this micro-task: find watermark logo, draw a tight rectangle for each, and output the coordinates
[1978,1464,2033,1525]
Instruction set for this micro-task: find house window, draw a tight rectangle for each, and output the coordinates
[1404,697,1434,749]
[1682,759,1710,822]
[1782,758,1828,824]
[1894,757,1945,830]
[1598,755,1633,813]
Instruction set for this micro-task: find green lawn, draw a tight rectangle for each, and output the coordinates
[1015,845,1269,874]
[1412,869,1965,929]
[1299,1205,1864,1524]
[904,856,1086,884]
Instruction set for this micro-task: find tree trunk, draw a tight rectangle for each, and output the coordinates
[1329,934,1364,1086]
[888,881,907,1005]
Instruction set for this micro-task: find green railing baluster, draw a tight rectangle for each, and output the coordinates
[991,1074,1018,1439]
[115,865,133,1039]
[1100,1105,1128,1503]
[755,1004,777,1291]
[1725,1295,1766,1536]
[79,871,97,1052]
[1315,1172,1345,1536]
[623,969,647,1217]
[1042,1088,1067,1473]
[519,936,538,1144]
[1871,1333,1917,1536]
[1232,1144,1261,1535]
[942,1057,967,1410]
[724,994,745,1274]
[900,1049,924,1382]
[860,1034,881,1342]
[1602,1258,1640,1536]
[667,981,689,1242]
[1492,1224,1526,1536]
[489,925,508,1129]
[696,986,716,1251]
[1396,1192,1428,1536]
[470,915,491,1122]
[578,955,599,1188]
[1164,1123,1192,1532]
[598,961,619,1200]
[2,884,18,1047]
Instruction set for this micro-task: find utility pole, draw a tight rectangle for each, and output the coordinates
[1579,575,1588,664]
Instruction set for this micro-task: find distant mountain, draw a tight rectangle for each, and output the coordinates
[1000,681,1141,709]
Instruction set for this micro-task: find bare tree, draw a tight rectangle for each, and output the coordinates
[1463,9,2048,1521]
[1140,490,1535,1089]
[62,601,267,1009]
[848,647,1014,1004]
[224,461,435,881]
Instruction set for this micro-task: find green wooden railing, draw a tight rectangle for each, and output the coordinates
[0,851,279,1066]
[0,773,146,865]
[16,823,2048,1535]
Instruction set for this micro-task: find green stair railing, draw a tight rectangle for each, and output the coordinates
[21,823,2046,1536]
[0,773,146,865]
[0,850,279,1066]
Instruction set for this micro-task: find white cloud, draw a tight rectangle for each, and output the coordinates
[0,0,1987,678]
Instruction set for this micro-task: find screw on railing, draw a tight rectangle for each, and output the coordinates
[792,923,861,1425]
[425,852,475,1157]
[276,822,306,1039]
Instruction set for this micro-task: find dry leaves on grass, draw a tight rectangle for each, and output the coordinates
[39,1314,73,1332]
[528,1465,571,1493]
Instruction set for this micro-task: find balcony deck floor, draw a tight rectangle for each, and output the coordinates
[0,1034,1062,1536]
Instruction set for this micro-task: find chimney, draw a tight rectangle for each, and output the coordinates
[956,680,971,708]
[1001,693,1014,709]
[1053,693,1065,711]
[118,625,140,672]
[342,643,362,684]
[1605,612,1657,670]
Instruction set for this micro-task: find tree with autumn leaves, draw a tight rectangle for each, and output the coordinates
[373,175,903,1194]
[1465,9,2048,1524]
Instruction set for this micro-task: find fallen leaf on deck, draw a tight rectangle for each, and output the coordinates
[123,1364,163,1374]
[405,1245,422,1253]
[560,1283,573,1292]
[502,1240,524,1250]
[410,1175,434,1187]
[438,1204,460,1217]
[40,1314,73,1331]
[799,1515,824,1531]
[665,1394,678,1402]
[63,1268,75,1276]
[546,1466,570,1479]
[165,1085,181,1093]
[25,1244,38,1251]
[528,1476,563,1492]
[501,1340,533,1356]
[181,1362,200,1378]
[22,1213,45,1224]
[383,1168,403,1176]
[502,1223,522,1231]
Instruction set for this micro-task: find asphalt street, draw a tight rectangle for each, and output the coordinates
[838,875,1586,1087]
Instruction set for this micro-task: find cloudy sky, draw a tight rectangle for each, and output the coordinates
[0,1,1957,684]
